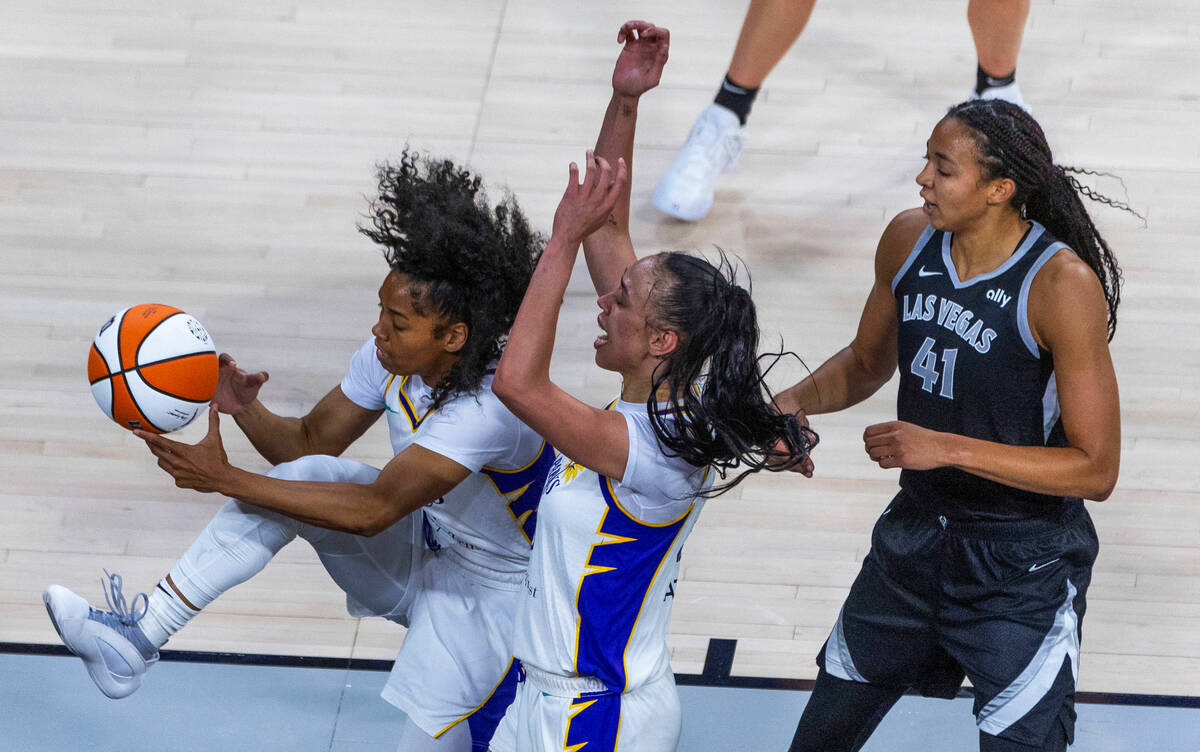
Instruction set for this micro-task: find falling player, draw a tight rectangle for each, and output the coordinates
[45,151,550,752]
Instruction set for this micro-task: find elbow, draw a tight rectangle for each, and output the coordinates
[1083,475,1118,503]
[352,491,401,537]
[1080,461,1119,502]
[355,509,395,537]
[491,364,545,419]
[848,344,894,394]
[491,365,516,405]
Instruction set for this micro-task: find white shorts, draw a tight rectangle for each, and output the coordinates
[488,667,681,752]
[278,455,523,747]
[383,546,524,744]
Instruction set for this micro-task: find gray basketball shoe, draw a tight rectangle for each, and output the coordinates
[43,570,159,699]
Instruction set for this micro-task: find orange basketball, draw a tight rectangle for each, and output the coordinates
[88,304,219,433]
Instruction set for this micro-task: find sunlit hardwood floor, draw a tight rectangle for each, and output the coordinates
[2,0,1197,697]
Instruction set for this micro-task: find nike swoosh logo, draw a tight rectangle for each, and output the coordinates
[1028,558,1061,572]
[918,266,942,277]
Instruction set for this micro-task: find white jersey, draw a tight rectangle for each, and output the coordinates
[340,340,552,577]
[511,398,711,693]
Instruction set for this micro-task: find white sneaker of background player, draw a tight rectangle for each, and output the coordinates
[971,81,1029,113]
[43,579,160,699]
[652,104,746,221]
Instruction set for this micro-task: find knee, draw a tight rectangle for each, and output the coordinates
[268,454,344,483]
[208,498,299,553]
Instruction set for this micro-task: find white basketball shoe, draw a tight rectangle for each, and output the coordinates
[43,571,159,699]
[972,81,1029,112]
[652,104,746,221]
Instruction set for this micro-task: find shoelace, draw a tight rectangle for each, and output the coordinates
[101,569,148,627]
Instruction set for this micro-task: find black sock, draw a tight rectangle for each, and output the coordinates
[713,74,758,125]
[975,64,1016,96]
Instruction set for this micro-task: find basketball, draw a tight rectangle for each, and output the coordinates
[87,304,220,434]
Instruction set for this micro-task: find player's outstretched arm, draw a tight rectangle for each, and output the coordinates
[137,409,469,535]
[581,20,669,297]
[215,353,380,465]
[494,154,634,480]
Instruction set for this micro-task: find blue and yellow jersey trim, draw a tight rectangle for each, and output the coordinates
[383,373,435,432]
[433,658,520,745]
[480,440,555,545]
[571,472,694,693]
[562,691,621,752]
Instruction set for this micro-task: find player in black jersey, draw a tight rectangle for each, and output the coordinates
[777,99,1139,751]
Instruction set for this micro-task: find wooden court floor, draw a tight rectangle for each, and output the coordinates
[2,0,1198,698]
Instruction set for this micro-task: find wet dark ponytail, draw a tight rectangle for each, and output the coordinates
[947,99,1142,341]
[645,251,817,497]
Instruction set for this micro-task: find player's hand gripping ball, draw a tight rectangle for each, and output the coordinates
[87,304,219,433]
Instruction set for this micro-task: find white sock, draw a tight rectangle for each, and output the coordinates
[138,497,301,648]
[138,578,199,649]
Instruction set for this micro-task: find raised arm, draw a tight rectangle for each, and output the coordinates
[493,154,633,480]
[581,20,670,296]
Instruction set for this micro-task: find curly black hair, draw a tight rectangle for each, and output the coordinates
[359,148,544,408]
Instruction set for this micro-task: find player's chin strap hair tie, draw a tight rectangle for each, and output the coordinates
[101,569,148,627]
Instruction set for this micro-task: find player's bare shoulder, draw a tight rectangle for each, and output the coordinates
[874,208,930,280]
[1028,245,1109,350]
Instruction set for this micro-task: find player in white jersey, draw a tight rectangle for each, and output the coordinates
[487,22,817,752]
[43,151,549,752]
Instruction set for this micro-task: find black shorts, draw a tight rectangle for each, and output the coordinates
[817,491,1099,748]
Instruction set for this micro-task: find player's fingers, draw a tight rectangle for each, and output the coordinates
[801,457,814,477]
[863,421,896,440]
[613,157,628,193]
[595,156,612,194]
[584,151,600,190]
[567,161,578,190]
[218,353,236,368]
[136,430,172,452]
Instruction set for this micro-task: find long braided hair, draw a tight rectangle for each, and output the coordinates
[644,251,818,497]
[946,99,1141,340]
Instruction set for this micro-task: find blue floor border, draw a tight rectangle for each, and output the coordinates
[6,640,1197,709]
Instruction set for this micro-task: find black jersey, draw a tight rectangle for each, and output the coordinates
[891,220,1082,522]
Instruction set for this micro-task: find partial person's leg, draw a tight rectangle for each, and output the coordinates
[727,0,820,91]
[139,454,388,645]
[788,669,904,752]
[654,0,818,221]
[967,0,1031,107]
[43,454,388,698]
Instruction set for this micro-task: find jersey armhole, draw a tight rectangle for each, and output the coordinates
[1016,242,1070,358]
